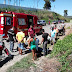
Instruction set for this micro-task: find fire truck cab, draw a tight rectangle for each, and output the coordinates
[0,12,42,38]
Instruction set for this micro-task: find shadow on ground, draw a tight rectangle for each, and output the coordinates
[0,55,14,67]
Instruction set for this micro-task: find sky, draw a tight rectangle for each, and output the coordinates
[0,0,72,16]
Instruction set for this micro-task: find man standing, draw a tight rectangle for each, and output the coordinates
[8,27,16,52]
[16,29,25,55]
[41,29,48,56]
[50,23,55,30]
[50,27,56,45]
[48,19,50,25]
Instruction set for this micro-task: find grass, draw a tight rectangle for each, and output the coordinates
[51,34,72,72]
[66,26,70,29]
[7,53,36,72]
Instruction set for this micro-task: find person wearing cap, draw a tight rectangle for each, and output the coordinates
[16,29,25,55]
[7,27,16,52]
[50,27,56,45]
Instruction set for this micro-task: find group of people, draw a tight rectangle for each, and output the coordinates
[41,22,65,57]
[7,23,65,61]
[7,25,39,61]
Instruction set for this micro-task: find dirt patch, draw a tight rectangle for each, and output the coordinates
[33,28,72,72]
[34,56,61,72]
[8,67,40,72]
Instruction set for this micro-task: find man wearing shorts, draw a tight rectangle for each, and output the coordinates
[16,29,25,55]
[50,27,56,45]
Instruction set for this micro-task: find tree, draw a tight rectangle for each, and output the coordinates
[43,0,55,10]
[64,10,68,17]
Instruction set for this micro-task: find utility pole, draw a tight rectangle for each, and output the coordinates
[33,0,35,8]
[53,5,55,12]
[14,0,18,6]
[8,0,9,5]
[19,0,20,6]
[37,0,40,9]
[16,0,18,6]
[14,0,15,6]
[8,0,11,5]
[19,0,24,7]
[4,0,6,4]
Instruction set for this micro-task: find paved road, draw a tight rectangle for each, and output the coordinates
[37,23,72,43]
[0,23,72,72]
[1,23,72,57]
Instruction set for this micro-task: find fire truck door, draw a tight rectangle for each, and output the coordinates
[27,16,33,28]
[4,17,12,36]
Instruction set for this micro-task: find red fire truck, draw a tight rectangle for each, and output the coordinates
[0,11,43,38]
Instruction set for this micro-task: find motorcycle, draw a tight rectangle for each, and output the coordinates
[0,34,11,61]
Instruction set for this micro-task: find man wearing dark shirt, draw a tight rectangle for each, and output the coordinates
[41,29,48,56]
[8,27,16,52]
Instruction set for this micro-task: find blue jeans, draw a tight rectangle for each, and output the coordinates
[35,38,39,51]
[43,41,48,56]
[18,43,26,50]
[10,41,14,52]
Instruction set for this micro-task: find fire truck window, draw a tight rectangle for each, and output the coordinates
[6,17,11,25]
[18,18,26,25]
[29,19,32,22]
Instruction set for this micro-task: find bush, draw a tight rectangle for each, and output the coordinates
[51,34,72,72]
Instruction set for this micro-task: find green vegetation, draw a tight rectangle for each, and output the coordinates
[7,54,36,72]
[44,0,55,10]
[51,34,72,72]
[0,7,70,23]
[66,26,70,29]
